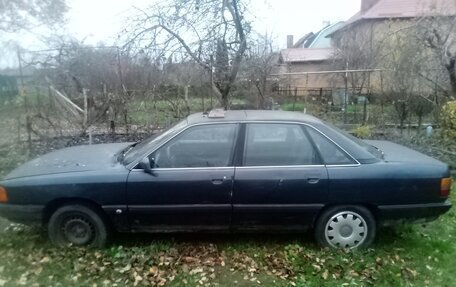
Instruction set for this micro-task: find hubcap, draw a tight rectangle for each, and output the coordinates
[324,211,367,249]
[62,217,95,246]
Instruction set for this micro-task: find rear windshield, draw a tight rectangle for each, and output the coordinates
[314,122,381,163]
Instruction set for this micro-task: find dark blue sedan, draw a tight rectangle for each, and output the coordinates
[0,110,451,249]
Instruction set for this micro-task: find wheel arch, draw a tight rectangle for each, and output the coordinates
[42,198,108,227]
[312,203,380,228]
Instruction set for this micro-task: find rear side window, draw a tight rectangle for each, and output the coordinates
[306,127,357,165]
[243,123,320,166]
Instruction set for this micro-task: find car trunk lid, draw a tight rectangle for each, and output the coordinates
[364,140,446,166]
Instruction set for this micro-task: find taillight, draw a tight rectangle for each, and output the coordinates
[0,186,8,203]
[440,177,452,197]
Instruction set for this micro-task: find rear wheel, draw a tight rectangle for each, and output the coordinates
[48,204,108,248]
[314,206,376,249]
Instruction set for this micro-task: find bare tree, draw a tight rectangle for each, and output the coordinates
[380,20,441,133]
[417,15,456,97]
[331,16,450,128]
[243,34,277,109]
[24,40,122,135]
[331,24,381,100]
[123,0,250,109]
[0,0,68,33]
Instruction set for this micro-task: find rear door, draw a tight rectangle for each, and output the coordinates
[232,123,329,231]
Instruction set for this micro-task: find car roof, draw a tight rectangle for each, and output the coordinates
[186,110,323,125]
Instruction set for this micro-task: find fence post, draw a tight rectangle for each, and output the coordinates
[344,63,349,124]
[83,88,88,132]
[293,87,298,111]
[201,91,205,112]
[304,74,309,114]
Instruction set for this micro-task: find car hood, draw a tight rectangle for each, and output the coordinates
[364,140,446,166]
[4,142,133,180]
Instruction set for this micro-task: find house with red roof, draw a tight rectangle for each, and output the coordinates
[276,22,344,103]
[275,0,456,103]
[329,0,456,38]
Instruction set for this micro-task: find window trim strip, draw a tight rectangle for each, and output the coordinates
[126,120,362,170]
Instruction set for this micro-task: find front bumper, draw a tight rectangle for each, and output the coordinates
[377,200,452,225]
[0,204,44,225]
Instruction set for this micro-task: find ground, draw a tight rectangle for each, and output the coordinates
[0,101,456,286]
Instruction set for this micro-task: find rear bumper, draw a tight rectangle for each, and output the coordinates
[0,204,44,225]
[378,200,452,225]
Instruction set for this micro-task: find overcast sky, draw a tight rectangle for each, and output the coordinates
[1,0,361,67]
[65,0,361,48]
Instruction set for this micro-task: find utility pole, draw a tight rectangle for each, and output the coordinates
[210,55,214,110]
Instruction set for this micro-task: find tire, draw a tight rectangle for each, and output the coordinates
[48,204,108,248]
[314,205,376,249]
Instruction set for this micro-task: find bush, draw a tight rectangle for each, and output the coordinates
[281,102,306,111]
[441,101,456,140]
[352,125,372,139]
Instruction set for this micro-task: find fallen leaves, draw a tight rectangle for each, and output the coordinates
[401,267,418,279]
[149,266,159,275]
[231,251,259,275]
[118,263,132,274]
[39,256,50,264]
[322,269,329,280]
[264,253,294,279]
[0,223,445,287]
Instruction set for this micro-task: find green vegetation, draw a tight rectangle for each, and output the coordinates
[352,125,372,139]
[441,101,456,140]
[281,102,307,112]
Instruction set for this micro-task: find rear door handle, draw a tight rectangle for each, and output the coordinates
[307,178,320,184]
[211,176,227,185]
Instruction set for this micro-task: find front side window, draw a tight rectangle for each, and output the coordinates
[243,123,319,166]
[123,119,187,165]
[306,127,356,165]
[152,124,237,168]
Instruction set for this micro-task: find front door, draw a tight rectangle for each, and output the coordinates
[232,123,329,231]
[127,123,238,232]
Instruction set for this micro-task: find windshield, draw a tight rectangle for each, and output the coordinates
[122,119,187,165]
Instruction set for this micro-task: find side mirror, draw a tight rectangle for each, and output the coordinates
[139,157,153,173]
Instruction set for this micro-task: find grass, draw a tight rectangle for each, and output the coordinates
[0,193,455,286]
[281,102,307,112]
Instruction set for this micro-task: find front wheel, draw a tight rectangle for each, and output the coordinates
[314,206,376,249]
[48,204,109,248]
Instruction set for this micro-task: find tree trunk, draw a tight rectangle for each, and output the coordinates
[399,101,406,136]
[447,58,456,97]
[417,114,423,135]
[221,93,229,110]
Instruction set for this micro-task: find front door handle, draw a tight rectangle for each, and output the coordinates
[307,178,320,184]
[211,176,227,185]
